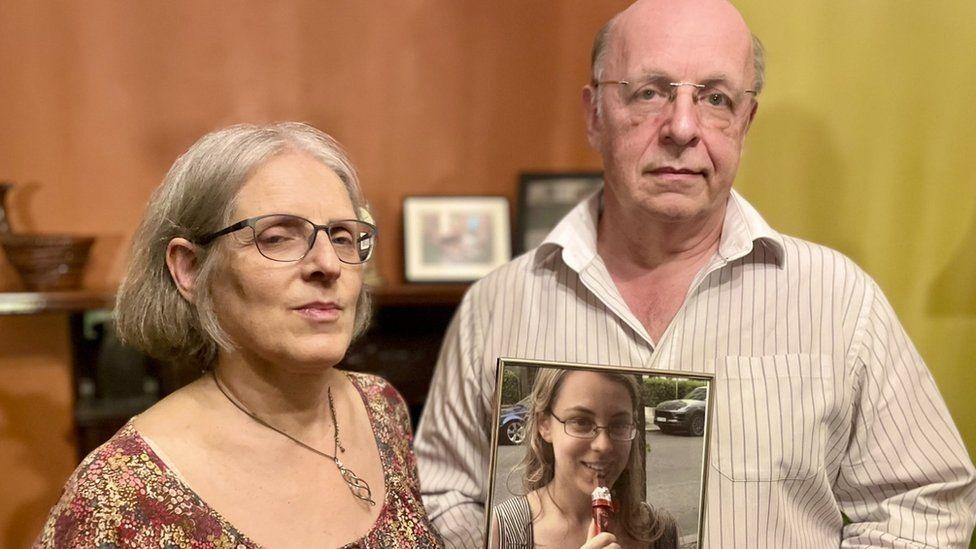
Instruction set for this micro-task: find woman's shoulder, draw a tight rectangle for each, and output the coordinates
[68,422,163,485]
[493,494,532,519]
[34,423,168,546]
[647,505,680,549]
[36,421,251,548]
[345,370,395,394]
[346,371,409,413]
[492,495,534,548]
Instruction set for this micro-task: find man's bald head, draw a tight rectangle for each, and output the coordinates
[591,0,766,94]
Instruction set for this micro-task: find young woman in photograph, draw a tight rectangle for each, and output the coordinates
[491,368,678,549]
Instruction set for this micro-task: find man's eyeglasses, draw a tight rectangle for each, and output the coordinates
[196,214,377,264]
[594,77,756,129]
[549,411,637,441]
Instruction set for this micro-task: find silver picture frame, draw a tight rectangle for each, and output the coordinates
[486,357,714,549]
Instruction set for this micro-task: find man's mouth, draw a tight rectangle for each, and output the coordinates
[648,166,703,176]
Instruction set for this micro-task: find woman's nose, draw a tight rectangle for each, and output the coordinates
[302,230,342,279]
[590,429,615,452]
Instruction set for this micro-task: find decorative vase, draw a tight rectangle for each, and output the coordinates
[0,181,96,291]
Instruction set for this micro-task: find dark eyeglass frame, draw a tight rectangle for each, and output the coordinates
[549,410,638,441]
[195,213,378,264]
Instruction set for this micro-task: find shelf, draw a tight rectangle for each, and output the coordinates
[0,285,467,316]
[0,290,115,316]
[370,284,468,307]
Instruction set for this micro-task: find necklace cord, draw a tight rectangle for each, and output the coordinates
[210,370,375,506]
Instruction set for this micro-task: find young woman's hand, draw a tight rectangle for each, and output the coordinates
[580,518,621,549]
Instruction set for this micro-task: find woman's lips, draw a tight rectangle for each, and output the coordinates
[582,461,612,474]
[294,302,342,322]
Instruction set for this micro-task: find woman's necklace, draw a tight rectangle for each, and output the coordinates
[211,370,375,506]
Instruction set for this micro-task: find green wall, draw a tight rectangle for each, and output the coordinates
[734,0,976,486]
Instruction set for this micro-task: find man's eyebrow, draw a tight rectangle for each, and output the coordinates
[631,71,739,87]
[630,70,671,83]
[699,75,737,88]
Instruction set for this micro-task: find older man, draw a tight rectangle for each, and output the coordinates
[415,0,976,547]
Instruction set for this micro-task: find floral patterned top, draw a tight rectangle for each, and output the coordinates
[35,372,443,548]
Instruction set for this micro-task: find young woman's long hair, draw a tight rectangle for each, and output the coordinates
[515,368,674,544]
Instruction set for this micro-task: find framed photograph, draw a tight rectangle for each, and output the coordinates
[403,196,511,282]
[515,172,603,254]
[486,358,713,549]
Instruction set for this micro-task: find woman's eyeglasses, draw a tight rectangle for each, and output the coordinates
[549,411,637,441]
[196,214,377,264]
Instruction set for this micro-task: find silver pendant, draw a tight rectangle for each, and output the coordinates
[335,458,375,506]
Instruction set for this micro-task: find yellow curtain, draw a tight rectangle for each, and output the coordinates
[734,0,976,473]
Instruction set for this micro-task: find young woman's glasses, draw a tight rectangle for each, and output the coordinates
[549,411,637,441]
[196,214,377,264]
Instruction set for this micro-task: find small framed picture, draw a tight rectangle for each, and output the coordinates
[515,172,603,254]
[403,196,511,283]
[486,357,713,549]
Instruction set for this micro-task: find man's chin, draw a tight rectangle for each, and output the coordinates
[640,196,709,223]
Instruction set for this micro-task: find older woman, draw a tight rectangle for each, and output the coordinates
[491,368,677,549]
[36,123,442,548]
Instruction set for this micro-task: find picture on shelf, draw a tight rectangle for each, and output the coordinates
[515,172,603,254]
[403,196,511,282]
[486,358,713,549]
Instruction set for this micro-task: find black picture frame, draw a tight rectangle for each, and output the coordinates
[514,172,603,255]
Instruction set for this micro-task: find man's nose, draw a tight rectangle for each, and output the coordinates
[659,89,702,147]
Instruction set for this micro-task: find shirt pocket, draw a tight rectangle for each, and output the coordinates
[710,354,835,482]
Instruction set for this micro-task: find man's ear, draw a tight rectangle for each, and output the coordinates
[582,84,602,149]
[538,413,553,443]
[743,100,759,134]
[166,237,201,303]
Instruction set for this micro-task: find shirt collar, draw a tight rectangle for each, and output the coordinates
[533,188,602,272]
[719,189,785,264]
[533,188,785,271]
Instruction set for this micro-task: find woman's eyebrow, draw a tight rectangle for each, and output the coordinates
[559,406,633,418]
[560,405,595,414]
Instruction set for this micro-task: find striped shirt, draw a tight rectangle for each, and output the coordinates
[492,496,533,549]
[414,190,976,548]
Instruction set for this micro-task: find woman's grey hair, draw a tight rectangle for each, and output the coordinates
[115,122,373,369]
[590,16,767,94]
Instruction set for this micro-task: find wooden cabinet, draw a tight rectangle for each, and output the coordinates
[0,287,461,458]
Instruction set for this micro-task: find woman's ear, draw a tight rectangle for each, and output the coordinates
[538,413,553,443]
[166,237,201,303]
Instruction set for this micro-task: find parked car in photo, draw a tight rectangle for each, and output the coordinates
[654,386,707,436]
[498,397,530,445]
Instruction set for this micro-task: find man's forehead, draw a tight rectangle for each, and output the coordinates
[607,0,754,80]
